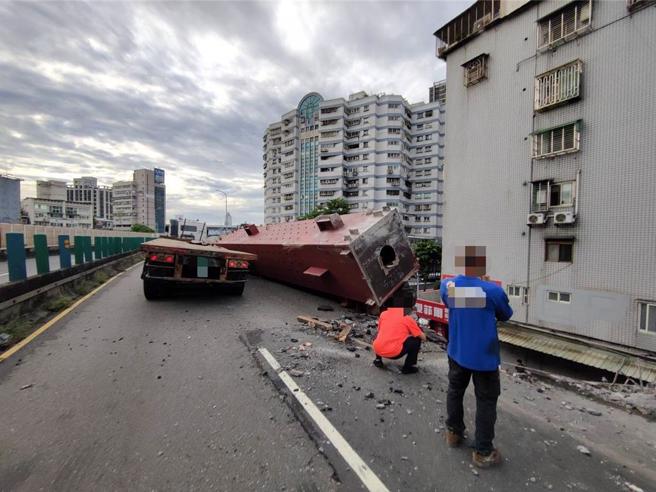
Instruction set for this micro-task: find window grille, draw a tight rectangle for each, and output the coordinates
[535,60,582,111]
[532,121,581,158]
[463,54,488,87]
[538,1,591,49]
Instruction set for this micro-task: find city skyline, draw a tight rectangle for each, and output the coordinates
[0,1,467,225]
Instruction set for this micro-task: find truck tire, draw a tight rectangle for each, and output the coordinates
[226,282,245,296]
[143,280,162,300]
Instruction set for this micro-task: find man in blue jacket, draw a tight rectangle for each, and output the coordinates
[439,246,513,468]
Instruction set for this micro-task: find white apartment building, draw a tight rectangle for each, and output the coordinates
[21,197,93,228]
[263,90,446,239]
[112,180,137,230]
[434,0,656,352]
[111,168,166,232]
[67,177,113,228]
[36,179,67,201]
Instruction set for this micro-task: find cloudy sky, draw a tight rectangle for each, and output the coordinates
[0,0,468,225]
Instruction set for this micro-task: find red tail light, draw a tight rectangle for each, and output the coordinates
[149,254,158,262]
[227,259,249,269]
[164,255,174,263]
[149,254,175,264]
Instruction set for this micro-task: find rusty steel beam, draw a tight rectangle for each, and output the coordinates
[217,209,418,306]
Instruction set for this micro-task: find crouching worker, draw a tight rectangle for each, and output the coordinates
[372,289,427,374]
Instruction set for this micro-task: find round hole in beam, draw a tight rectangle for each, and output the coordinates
[380,245,397,268]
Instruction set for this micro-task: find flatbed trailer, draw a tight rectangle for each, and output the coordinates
[140,238,257,299]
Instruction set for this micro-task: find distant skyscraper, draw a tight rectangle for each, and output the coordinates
[429,81,446,104]
[0,175,21,223]
[154,168,166,233]
[112,168,166,232]
[67,176,113,228]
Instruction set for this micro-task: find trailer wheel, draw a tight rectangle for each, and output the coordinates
[143,280,162,300]
[226,282,245,296]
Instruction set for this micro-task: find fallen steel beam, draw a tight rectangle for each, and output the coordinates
[218,209,418,306]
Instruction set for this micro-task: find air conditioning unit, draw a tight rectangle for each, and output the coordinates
[473,13,493,31]
[554,212,576,225]
[527,213,546,225]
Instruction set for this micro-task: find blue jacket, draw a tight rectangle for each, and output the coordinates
[440,275,513,371]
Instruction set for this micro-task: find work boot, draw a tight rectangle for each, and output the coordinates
[373,357,384,368]
[472,449,502,468]
[445,430,463,448]
[401,366,418,374]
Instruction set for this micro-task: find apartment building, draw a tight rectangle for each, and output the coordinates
[434,0,656,351]
[0,175,21,223]
[263,90,446,239]
[112,180,137,230]
[429,81,447,104]
[111,168,166,232]
[66,177,113,228]
[36,179,67,201]
[21,197,92,228]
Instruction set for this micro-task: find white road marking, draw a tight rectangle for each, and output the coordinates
[258,347,390,492]
[0,273,9,277]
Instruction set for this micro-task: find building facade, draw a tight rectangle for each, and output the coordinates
[111,168,165,232]
[263,91,446,240]
[112,180,137,230]
[21,197,93,228]
[36,179,67,201]
[429,81,447,104]
[67,177,113,228]
[0,175,21,223]
[434,0,656,350]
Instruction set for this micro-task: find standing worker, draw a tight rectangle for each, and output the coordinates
[439,246,513,468]
[372,288,427,374]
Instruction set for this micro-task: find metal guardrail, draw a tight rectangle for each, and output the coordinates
[3,231,153,283]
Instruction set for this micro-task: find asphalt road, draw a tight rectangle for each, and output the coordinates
[0,254,79,284]
[0,266,338,491]
[1,266,653,491]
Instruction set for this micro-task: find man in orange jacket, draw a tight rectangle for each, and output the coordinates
[373,302,427,374]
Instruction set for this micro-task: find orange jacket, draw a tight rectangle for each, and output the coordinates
[373,308,423,358]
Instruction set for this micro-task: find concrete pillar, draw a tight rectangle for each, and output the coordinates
[6,232,27,282]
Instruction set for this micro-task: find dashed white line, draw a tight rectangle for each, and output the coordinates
[258,347,390,492]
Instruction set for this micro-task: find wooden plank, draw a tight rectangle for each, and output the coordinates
[335,323,352,342]
[297,315,334,331]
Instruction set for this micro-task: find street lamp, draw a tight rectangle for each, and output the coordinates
[216,189,230,226]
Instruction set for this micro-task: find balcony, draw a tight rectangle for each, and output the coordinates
[434,0,500,59]
[535,60,582,112]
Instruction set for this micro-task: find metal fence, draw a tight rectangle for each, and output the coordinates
[0,223,157,250]
[2,230,154,283]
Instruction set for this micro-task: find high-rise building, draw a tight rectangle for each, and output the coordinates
[36,179,67,201]
[263,91,445,239]
[429,81,446,104]
[66,177,113,228]
[112,168,165,232]
[0,175,21,223]
[112,180,137,230]
[434,0,656,351]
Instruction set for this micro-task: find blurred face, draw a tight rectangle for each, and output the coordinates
[454,245,487,277]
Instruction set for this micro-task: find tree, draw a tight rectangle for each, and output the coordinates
[413,239,441,277]
[131,223,155,233]
[299,198,351,220]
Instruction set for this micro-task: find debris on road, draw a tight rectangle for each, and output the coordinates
[289,369,304,377]
[19,383,33,390]
[317,305,334,312]
[576,445,591,456]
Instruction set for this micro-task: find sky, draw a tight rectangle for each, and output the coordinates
[0,0,468,225]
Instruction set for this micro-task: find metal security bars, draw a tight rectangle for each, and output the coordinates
[535,60,583,111]
[532,121,581,159]
[538,0,591,49]
[463,54,488,87]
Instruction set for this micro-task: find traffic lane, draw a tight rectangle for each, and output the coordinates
[0,254,79,284]
[255,324,654,492]
[0,270,343,491]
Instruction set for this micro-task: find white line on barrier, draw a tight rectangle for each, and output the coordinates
[258,347,390,492]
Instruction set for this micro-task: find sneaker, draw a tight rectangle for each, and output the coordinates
[373,358,384,368]
[401,366,419,374]
[472,449,502,468]
[445,430,463,448]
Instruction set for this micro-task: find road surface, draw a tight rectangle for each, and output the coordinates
[0,266,653,491]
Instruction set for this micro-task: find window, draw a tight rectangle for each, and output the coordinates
[550,181,574,207]
[417,136,424,142]
[532,181,549,211]
[388,128,401,134]
[547,291,571,303]
[532,121,581,158]
[389,140,400,146]
[388,103,400,109]
[389,115,400,121]
[362,154,369,160]
[463,54,488,87]
[425,110,433,118]
[425,134,432,141]
[424,157,432,164]
[545,239,573,262]
[538,0,591,49]
[507,285,523,297]
[387,153,400,158]
[386,190,400,196]
[535,60,583,111]
[639,302,656,334]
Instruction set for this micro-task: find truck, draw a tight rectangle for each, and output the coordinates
[140,238,257,300]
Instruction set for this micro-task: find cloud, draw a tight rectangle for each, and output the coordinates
[0,0,466,225]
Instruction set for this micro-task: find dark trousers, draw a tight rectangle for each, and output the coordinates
[378,336,421,369]
[446,357,500,455]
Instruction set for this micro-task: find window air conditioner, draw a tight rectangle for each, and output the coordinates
[527,213,546,225]
[554,212,576,225]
